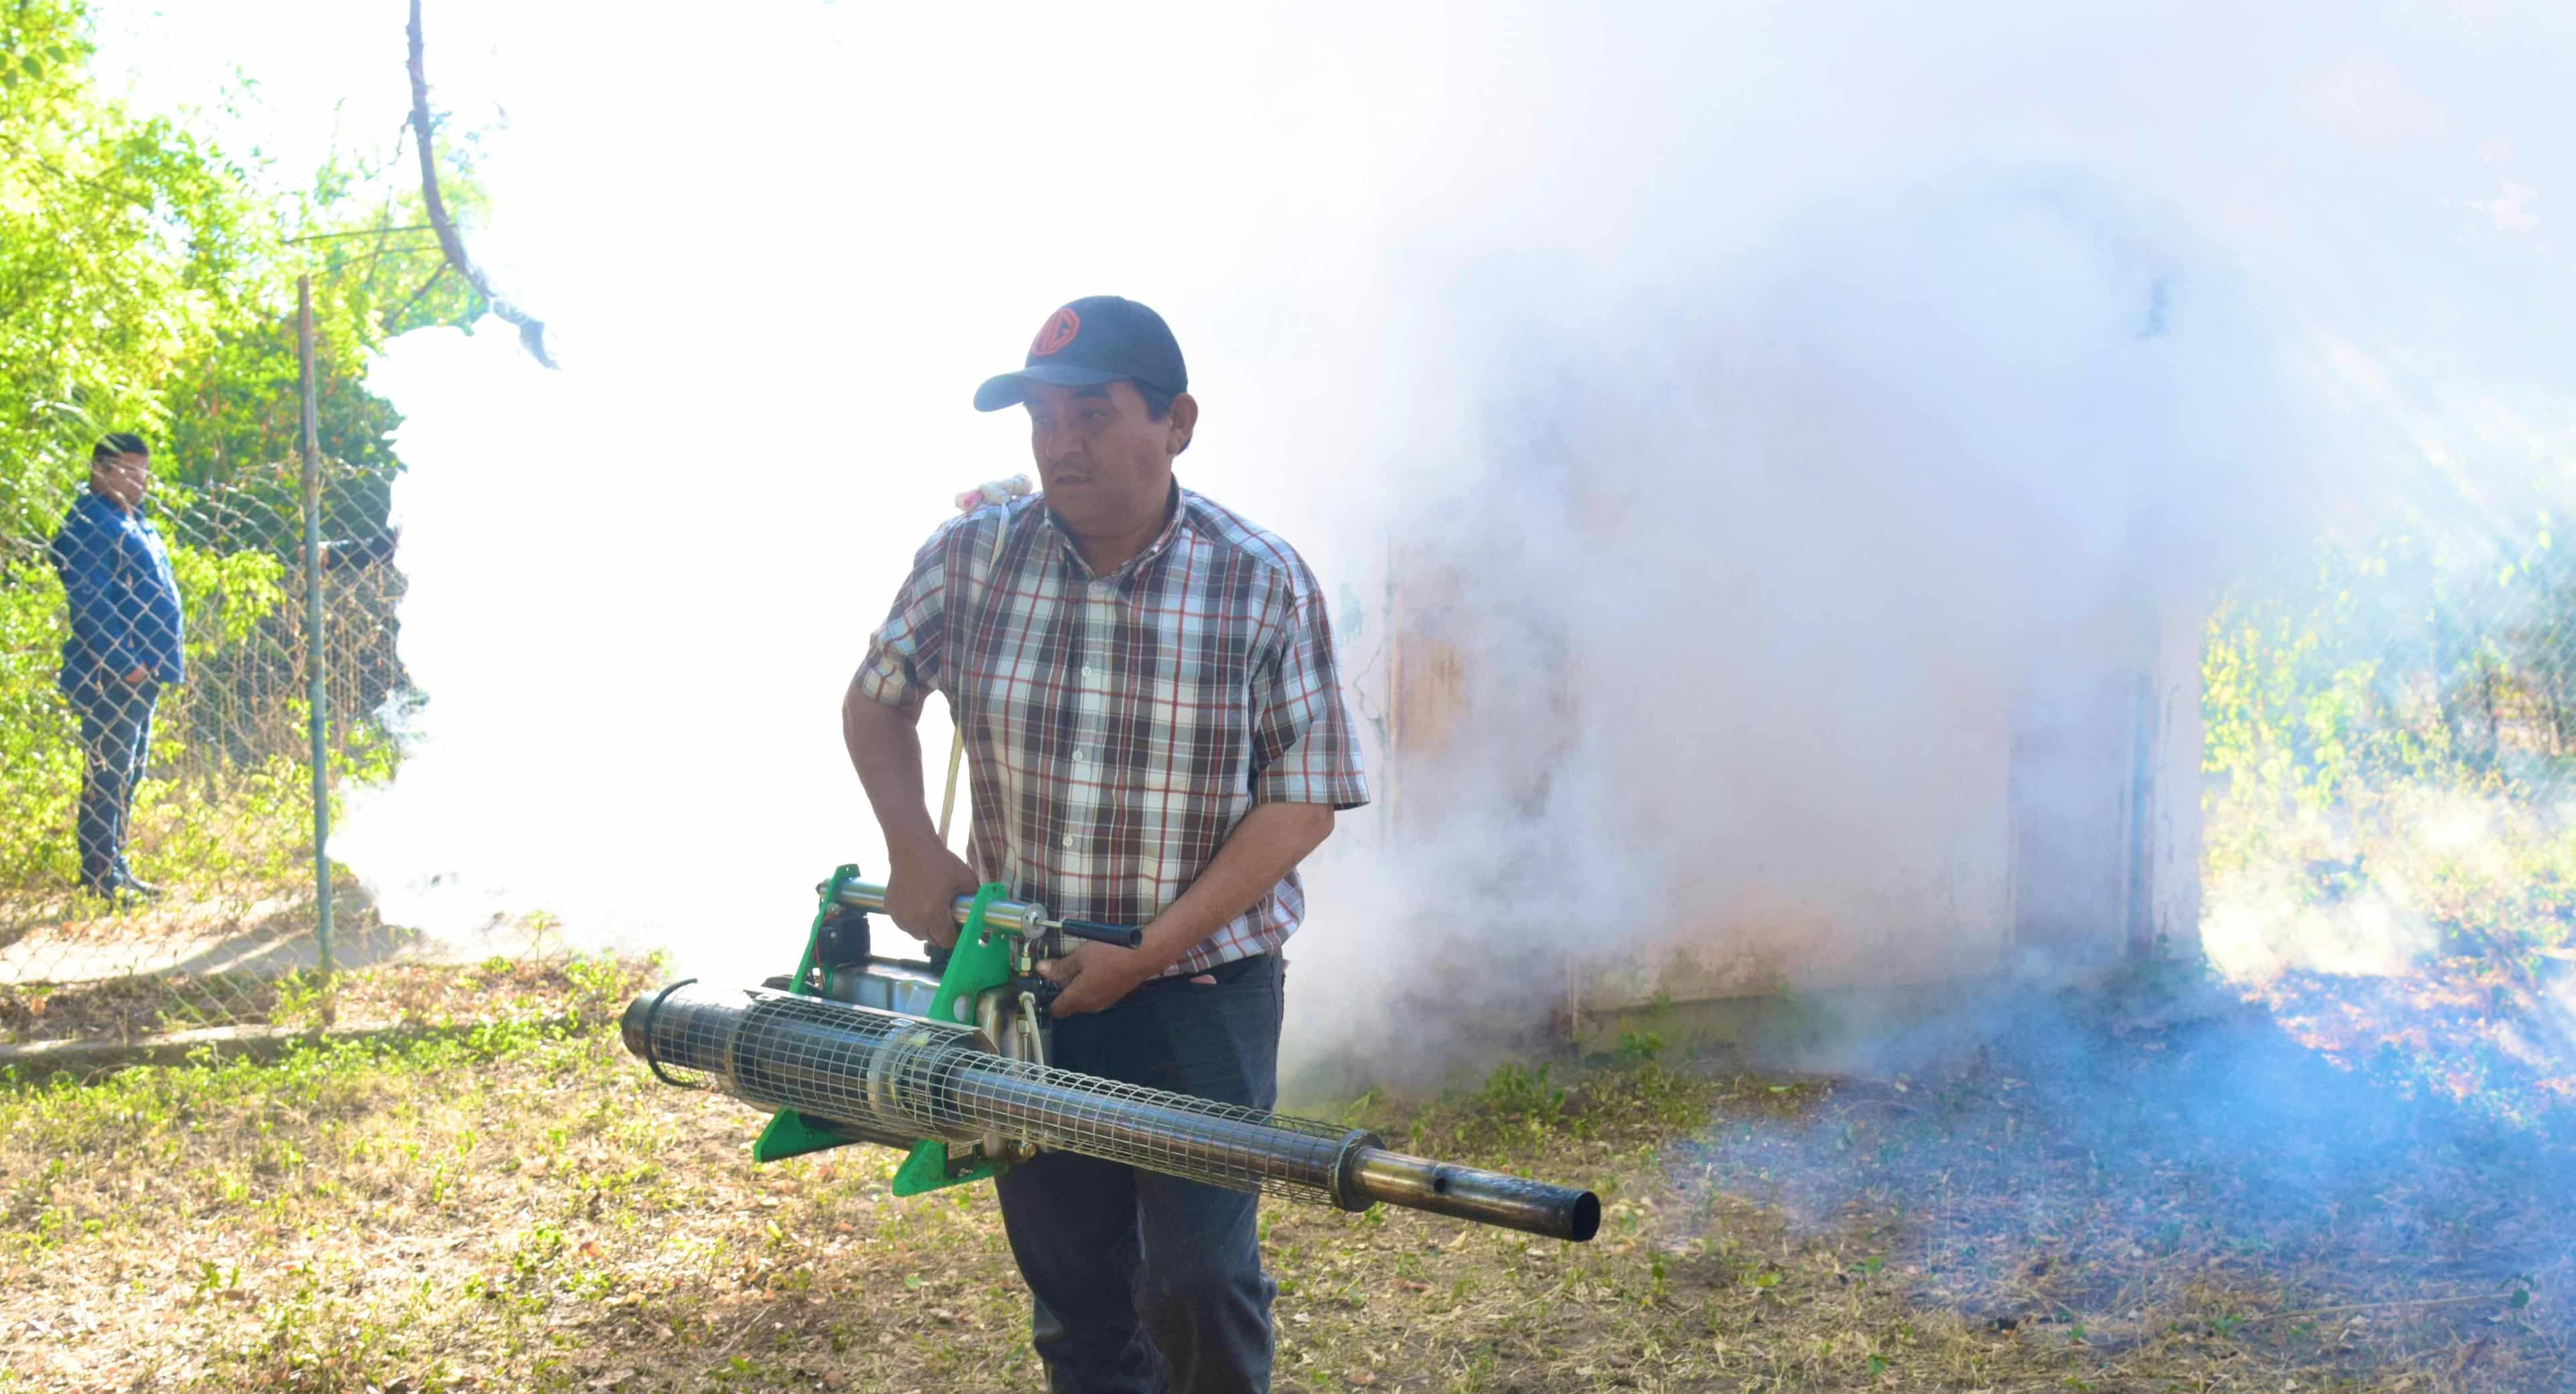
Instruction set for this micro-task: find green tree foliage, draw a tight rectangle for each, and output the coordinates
[2203,514,2576,877]
[161,150,492,557]
[0,0,268,540]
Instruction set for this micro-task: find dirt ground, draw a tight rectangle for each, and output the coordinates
[1,957,2571,1393]
[0,880,570,1047]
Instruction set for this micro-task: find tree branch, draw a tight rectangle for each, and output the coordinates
[406,0,554,368]
[383,262,452,333]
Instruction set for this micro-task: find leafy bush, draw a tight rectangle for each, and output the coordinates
[0,556,80,882]
[2204,522,2576,960]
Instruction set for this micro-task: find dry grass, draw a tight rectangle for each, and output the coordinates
[2,964,2571,1393]
[0,954,626,1050]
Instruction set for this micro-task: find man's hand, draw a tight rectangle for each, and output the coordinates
[120,665,150,687]
[1035,941,1157,1017]
[885,841,979,950]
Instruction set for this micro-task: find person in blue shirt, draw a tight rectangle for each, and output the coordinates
[49,434,185,900]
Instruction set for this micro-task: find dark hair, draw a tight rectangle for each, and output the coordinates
[92,433,148,464]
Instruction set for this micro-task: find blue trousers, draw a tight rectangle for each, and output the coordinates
[995,952,1284,1394]
[70,677,156,887]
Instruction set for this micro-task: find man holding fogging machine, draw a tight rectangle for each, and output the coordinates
[842,295,1370,1393]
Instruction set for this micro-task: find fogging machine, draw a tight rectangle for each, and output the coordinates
[621,865,1600,1241]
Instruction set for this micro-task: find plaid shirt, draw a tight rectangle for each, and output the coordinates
[855,485,1371,975]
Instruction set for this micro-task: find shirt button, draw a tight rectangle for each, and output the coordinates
[1061,835,1075,850]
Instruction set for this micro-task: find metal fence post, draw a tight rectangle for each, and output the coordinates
[298,274,334,983]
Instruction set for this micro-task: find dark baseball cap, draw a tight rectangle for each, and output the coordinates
[973,295,1189,412]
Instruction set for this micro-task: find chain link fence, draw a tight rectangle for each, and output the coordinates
[0,432,574,1053]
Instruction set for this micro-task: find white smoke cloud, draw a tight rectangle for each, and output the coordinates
[1271,2,2576,1073]
[98,1,2576,1073]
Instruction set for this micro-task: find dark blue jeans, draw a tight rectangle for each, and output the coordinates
[995,952,1284,1394]
[70,677,157,887]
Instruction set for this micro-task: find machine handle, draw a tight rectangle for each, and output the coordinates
[1054,918,1145,948]
[821,873,1140,948]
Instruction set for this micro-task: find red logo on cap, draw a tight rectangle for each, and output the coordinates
[1029,307,1081,357]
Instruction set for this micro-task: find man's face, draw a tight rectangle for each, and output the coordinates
[1023,381,1189,540]
[91,452,150,508]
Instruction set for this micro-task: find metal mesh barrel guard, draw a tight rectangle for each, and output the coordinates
[624,982,1378,1205]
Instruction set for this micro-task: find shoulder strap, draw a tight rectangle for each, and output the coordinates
[934,501,1023,848]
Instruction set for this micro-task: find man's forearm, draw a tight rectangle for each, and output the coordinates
[841,681,940,860]
[1132,802,1335,975]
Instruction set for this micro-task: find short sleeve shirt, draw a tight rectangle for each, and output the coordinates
[853,485,1371,975]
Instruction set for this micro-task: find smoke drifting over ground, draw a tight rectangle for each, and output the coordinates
[311,3,2576,1085]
